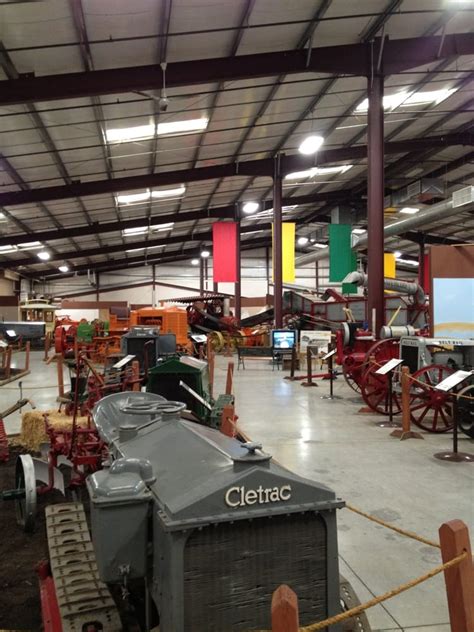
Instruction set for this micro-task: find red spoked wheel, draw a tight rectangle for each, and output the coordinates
[360,361,402,415]
[342,353,365,393]
[409,364,454,433]
[362,337,400,366]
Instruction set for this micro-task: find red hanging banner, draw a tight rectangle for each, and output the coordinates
[212,222,238,283]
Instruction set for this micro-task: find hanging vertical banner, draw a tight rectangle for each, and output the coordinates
[212,222,237,283]
[272,222,295,283]
[384,253,396,279]
[329,224,357,293]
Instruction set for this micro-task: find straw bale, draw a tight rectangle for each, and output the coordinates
[20,409,90,452]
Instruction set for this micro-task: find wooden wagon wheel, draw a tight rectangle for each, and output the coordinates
[342,355,364,393]
[360,361,402,416]
[409,364,454,433]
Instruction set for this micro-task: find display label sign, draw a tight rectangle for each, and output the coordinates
[299,330,331,352]
[322,349,337,361]
[434,370,473,392]
[112,354,136,369]
[375,358,404,375]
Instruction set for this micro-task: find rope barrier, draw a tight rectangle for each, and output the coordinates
[299,552,467,632]
[409,374,474,401]
[345,504,441,548]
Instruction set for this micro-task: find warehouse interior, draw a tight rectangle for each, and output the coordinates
[0,1,473,631]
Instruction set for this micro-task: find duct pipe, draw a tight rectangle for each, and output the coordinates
[295,195,470,267]
[343,271,426,305]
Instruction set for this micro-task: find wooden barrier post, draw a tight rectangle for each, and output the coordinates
[57,355,64,398]
[225,361,234,395]
[439,520,474,632]
[43,332,50,362]
[391,366,424,440]
[220,403,236,438]
[301,346,318,388]
[284,345,298,381]
[131,360,140,391]
[24,341,30,372]
[271,585,299,632]
[4,346,12,380]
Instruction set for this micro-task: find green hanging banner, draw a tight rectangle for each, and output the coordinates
[329,224,357,294]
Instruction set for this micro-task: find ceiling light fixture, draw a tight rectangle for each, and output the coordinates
[116,191,151,205]
[398,259,419,266]
[37,251,51,261]
[58,265,69,273]
[151,185,186,199]
[297,236,309,245]
[157,117,209,136]
[401,88,457,107]
[243,201,259,214]
[106,124,155,143]
[116,186,185,205]
[298,135,324,155]
[191,258,199,265]
[355,92,409,113]
[200,250,210,258]
[0,245,17,253]
[313,243,328,249]
[399,207,420,214]
[394,251,403,259]
[352,228,366,234]
[285,165,352,180]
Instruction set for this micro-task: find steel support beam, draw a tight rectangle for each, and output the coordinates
[273,157,283,329]
[1,134,470,208]
[235,219,241,324]
[1,34,472,106]
[367,73,385,335]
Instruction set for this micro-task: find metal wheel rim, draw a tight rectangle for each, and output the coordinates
[15,454,37,533]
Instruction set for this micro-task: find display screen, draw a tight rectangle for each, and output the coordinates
[272,329,296,349]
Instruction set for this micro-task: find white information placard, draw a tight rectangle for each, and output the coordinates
[375,358,404,375]
[322,349,337,361]
[434,370,472,392]
[112,354,136,369]
[299,330,331,353]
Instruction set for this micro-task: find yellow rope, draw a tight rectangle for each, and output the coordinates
[345,504,441,549]
[299,552,467,631]
[409,375,474,401]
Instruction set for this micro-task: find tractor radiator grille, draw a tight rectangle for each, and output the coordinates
[183,513,327,631]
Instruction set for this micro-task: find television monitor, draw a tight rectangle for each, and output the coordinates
[272,329,296,350]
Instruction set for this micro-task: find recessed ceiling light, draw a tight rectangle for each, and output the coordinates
[243,201,259,214]
[37,251,50,261]
[200,250,210,258]
[106,124,155,143]
[191,258,199,265]
[297,236,309,245]
[58,265,69,273]
[157,117,209,136]
[298,135,324,156]
[399,207,420,215]
[352,228,366,234]
[285,165,352,180]
[151,185,186,199]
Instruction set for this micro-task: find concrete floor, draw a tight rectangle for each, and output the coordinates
[2,351,473,631]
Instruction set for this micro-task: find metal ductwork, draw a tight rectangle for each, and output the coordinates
[295,194,472,267]
[342,271,426,305]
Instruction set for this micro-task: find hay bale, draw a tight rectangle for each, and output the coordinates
[20,409,90,452]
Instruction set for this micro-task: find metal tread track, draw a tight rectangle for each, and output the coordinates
[46,502,122,632]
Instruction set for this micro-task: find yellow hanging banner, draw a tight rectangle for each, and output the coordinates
[272,222,295,283]
[384,252,396,279]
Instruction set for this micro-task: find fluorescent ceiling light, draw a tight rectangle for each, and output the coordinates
[37,251,51,261]
[355,92,409,113]
[19,241,43,250]
[399,207,419,215]
[58,265,69,273]
[298,135,324,155]
[116,191,151,205]
[152,222,174,231]
[157,117,209,136]
[191,258,199,265]
[352,228,366,234]
[398,259,419,266]
[244,229,264,235]
[285,165,352,180]
[201,250,210,258]
[0,245,17,253]
[313,243,328,249]
[243,201,259,214]
[297,236,309,245]
[123,226,148,236]
[151,185,186,199]
[0,212,7,222]
[394,251,403,259]
[106,124,155,143]
[401,88,457,107]
[122,222,174,237]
